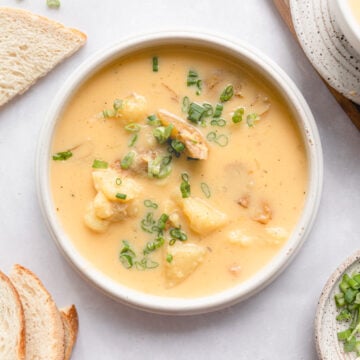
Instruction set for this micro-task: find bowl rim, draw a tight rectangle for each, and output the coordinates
[315,249,360,359]
[333,0,360,56]
[36,30,323,315]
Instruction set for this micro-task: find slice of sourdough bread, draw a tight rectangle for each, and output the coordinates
[0,270,26,360]
[60,305,79,360]
[10,264,65,360]
[0,7,87,107]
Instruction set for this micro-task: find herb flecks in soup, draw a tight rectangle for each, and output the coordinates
[51,47,308,297]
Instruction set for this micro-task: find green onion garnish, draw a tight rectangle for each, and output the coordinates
[335,271,360,356]
[92,159,108,169]
[125,123,141,132]
[147,114,161,126]
[232,107,245,124]
[202,102,213,117]
[166,254,173,263]
[153,124,174,144]
[246,113,260,127]
[220,84,234,102]
[128,133,138,147]
[206,131,229,147]
[169,227,187,241]
[157,213,169,231]
[120,151,136,169]
[141,212,156,233]
[113,99,123,111]
[153,56,159,72]
[170,139,185,154]
[201,182,211,198]
[116,193,127,200]
[116,177,122,185]
[148,155,172,179]
[210,118,226,127]
[182,96,190,113]
[47,0,60,8]
[135,258,159,270]
[213,103,223,118]
[187,102,206,123]
[144,200,158,209]
[102,109,116,118]
[143,236,165,255]
[187,70,202,95]
[52,150,72,161]
[119,240,136,269]
[180,172,191,198]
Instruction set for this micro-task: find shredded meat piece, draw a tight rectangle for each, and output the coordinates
[253,203,272,224]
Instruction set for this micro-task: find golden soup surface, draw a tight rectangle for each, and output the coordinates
[51,46,308,298]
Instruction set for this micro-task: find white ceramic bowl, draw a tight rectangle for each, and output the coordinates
[333,0,360,56]
[36,31,323,315]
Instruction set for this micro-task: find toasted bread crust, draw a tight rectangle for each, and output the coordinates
[11,264,65,360]
[61,305,79,360]
[0,7,86,106]
[0,270,26,360]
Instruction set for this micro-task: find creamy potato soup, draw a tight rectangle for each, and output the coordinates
[349,0,360,24]
[51,47,308,298]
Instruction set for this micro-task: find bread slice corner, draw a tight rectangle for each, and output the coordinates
[10,264,65,360]
[0,270,26,360]
[60,304,79,360]
[0,7,87,107]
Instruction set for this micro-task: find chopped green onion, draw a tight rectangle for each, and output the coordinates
[220,84,234,102]
[201,182,211,198]
[187,102,206,123]
[147,114,161,126]
[187,70,198,86]
[116,193,127,200]
[144,200,158,209]
[135,258,159,270]
[128,133,138,147]
[120,151,136,169]
[52,150,72,161]
[206,132,229,147]
[232,108,245,124]
[158,214,169,231]
[116,177,122,185]
[170,139,185,154]
[141,212,156,233]
[210,118,226,127]
[203,103,213,117]
[166,254,173,263]
[143,236,164,255]
[152,56,159,72]
[247,113,260,127]
[47,0,60,8]
[102,109,116,118]
[338,329,353,341]
[169,227,187,241]
[153,124,173,144]
[125,123,141,132]
[182,96,190,113]
[169,238,176,246]
[119,240,136,269]
[92,159,108,169]
[148,155,172,179]
[113,99,123,111]
[213,103,223,118]
[180,172,191,198]
[337,309,352,322]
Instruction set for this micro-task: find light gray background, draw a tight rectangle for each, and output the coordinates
[1,0,359,359]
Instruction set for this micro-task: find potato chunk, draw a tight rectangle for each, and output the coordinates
[165,243,206,288]
[84,202,110,233]
[158,110,209,160]
[92,168,142,202]
[117,93,148,123]
[180,197,228,235]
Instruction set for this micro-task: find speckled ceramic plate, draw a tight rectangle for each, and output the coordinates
[290,0,360,104]
[315,250,360,360]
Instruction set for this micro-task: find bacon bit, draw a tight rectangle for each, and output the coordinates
[237,194,250,208]
[229,264,242,276]
[253,203,272,225]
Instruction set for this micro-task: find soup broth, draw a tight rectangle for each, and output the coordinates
[50,46,308,298]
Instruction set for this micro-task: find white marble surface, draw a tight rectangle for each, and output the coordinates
[1,0,360,359]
